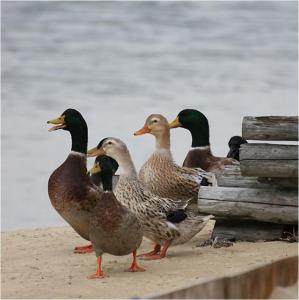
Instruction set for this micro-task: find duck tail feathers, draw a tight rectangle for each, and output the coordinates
[201,172,217,187]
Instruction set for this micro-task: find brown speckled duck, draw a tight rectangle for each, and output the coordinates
[134,114,217,201]
[88,138,213,260]
[169,109,239,173]
[47,109,100,254]
[87,157,145,278]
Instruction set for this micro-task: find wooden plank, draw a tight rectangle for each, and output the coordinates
[199,186,298,206]
[240,159,298,178]
[216,165,298,189]
[240,143,298,160]
[242,116,298,141]
[148,256,298,299]
[216,165,271,189]
[258,177,298,189]
[212,220,283,241]
[198,199,298,224]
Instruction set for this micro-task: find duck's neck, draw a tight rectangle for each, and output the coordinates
[101,172,113,192]
[155,129,171,151]
[188,124,210,148]
[90,173,102,186]
[70,126,88,154]
[115,151,137,177]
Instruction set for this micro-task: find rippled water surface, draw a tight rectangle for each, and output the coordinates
[2,1,298,230]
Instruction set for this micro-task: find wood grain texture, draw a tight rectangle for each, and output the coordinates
[240,143,298,160]
[242,116,298,141]
[212,220,283,241]
[149,256,298,299]
[199,186,298,206]
[216,165,271,189]
[258,177,298,189]
[240,159,298,177]
[197,199,298,224]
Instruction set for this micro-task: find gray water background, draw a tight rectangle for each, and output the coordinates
[2,1,298,231]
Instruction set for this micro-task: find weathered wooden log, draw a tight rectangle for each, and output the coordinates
[242,116,298,141]
[199,186,297,206]
[212,219,283,241]
[149,256,298,299]
[258,177,298,189]
[198,187,298,224]
[240,159,298,178]
[240,143,298,160]
[217,165,298,189]
[216,165,272,189]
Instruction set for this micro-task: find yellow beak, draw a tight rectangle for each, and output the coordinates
[169,116,182,129]
[87,147,106,157]
[47,115,66,132]
[88,162,101,175]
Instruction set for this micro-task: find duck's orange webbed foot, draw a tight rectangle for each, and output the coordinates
[139,240,171,260]
[88,270,109,279]
[137,243,161,258]
[88,256,109,279]
[74,244,94,254]
[126,249,146,272]
[126,263,146,272]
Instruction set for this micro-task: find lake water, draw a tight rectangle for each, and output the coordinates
[2,1,298,231]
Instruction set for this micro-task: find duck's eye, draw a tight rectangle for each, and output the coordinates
[152,119,158,123]
[108,141,112,145]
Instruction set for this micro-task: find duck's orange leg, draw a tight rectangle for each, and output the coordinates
[140,240,171,260]
[137,243,161,257]
[126,249,146,272]
[74,244,94,254]
[88,256,109,279]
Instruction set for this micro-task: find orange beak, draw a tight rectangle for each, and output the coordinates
[87,147,106,157]
[134,125,150,136]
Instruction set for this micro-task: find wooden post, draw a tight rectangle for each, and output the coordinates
[198,186,298,224]
[240,143,298,178]
[242,116,298,141]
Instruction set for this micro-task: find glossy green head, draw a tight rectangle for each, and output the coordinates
[47,108,88,154]
[169,109,210,147]
[89,155,119,191]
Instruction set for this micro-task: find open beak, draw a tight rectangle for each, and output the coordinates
[88,162,102,175]
[134,125,150,136]
[47,115,66,132]
[87,147,106,157]
[169,116,182,129]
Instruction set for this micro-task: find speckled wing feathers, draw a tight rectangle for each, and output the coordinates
[114,175,183,244]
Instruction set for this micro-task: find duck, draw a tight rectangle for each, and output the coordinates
[168,109,239,173]
[227,136,248,161]
[88,138,214,260]
[87,156,145,278]
[134,114,217,202]
[47,108,100,254]
[89,154,119,190]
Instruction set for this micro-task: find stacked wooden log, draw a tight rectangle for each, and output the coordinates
[198,116,298,241]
